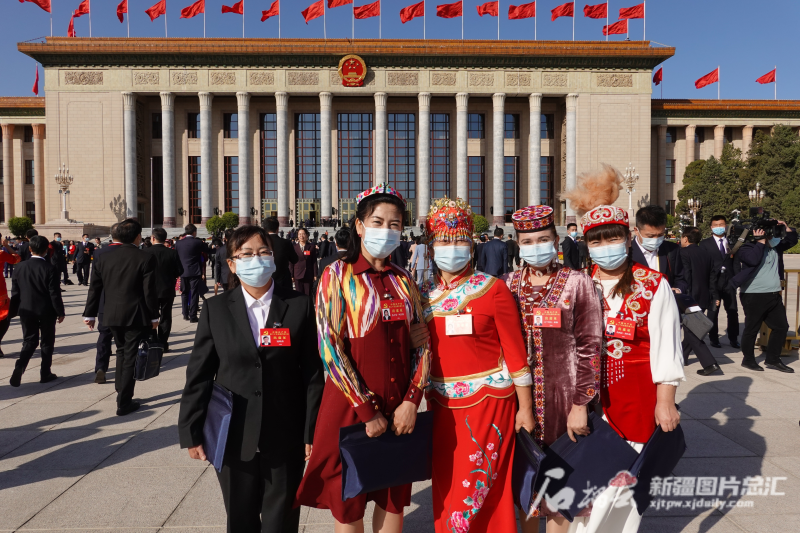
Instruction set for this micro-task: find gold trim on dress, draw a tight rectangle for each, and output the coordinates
[509,366,532,379]
[430,356,505,383]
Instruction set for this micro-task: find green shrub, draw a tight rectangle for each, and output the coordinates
[473,214,489,234]
[220,212,239,230]
[205,216,226,237]
[6,217,34,238]
[786,243,800,254]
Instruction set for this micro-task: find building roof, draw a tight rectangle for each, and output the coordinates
[0,97,46,117]
[652,99,800,119]
[18,37,673,70]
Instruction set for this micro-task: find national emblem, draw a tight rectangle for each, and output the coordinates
[338,55,367,87]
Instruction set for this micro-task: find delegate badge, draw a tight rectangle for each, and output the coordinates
[381,300,407,322]
[445,314,473,336]
[605,318,636,340]
[260,328,291,347]
[304,250,311,256]
[531,308,562,328]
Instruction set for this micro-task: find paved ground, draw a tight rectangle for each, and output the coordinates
[0,261,799,533]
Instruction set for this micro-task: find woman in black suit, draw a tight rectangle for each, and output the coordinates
[178,225,325,533]
[290,227,317,296]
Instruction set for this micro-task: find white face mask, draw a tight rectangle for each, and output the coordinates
[519,242,557,268]
[362,227,401,259]
[433,245,472,274]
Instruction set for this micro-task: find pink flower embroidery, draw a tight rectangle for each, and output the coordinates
[451,511,470,533]
[491,452,498,461]
[441,298,459,312]
[462,479,470,488]
[452,382,471,396]
[486,443,495,451]
[492,473,498,480]
[475,457,483,466]
[472,486,490,509]
[471,274,487,284]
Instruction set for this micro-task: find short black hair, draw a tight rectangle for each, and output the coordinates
[116,218,142,244]
[297,227,309,238]
[152,228,168,242]
[53,232,62,237]
[224,228,235,241]
[263,216,280,232]
[25,229,39,239]
[683,227,702,245]
[334,228,350,249]
[185,224,197,235]
[82,234,89,238]
[566,223,578,230]
[494,227,504,238]
[711,215,727,224]
[635,205,668,229]
[29,235,50,255]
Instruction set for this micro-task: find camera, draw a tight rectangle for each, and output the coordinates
[727,207,787,248]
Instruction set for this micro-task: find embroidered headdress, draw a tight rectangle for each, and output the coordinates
[561,164,628,233]
[425,197,474,243]
[356,183,406,206]
[512,205,555,232]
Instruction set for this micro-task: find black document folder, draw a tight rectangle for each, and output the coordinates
[202,382,234,473]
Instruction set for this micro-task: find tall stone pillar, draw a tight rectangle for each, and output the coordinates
[0,124,13,222]
[32,124,45,225]
[528,93,542,206]
[199,92,214,223]
[237,92,252,225]
[418,93,431,225]
[714,125,725,159]
[565,94,578,223]
[456,92,469,201]
[320,92,333,221]
[160,92,176,227]
[276,92,290,226]
[492,93,506,225]
[685,125,696,168]
[122,92,138,220]
[657,125,667,207]
[743,125,754,156]
[374,92,388,186]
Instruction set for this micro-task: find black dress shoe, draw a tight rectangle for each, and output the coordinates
[9,370,22,387]
[697,364,721,376]
[189,317,199,323]
[710,341,722,348]
[766,361,795,373]
[741,361,764,371]
[116,401,141,416]
[95,370,106,384]
[39,373,58,384]
[730,341,741,349]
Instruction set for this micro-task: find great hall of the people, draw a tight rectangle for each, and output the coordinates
[2,38,800,235]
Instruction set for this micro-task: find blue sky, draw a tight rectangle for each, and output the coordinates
[1,0,797,99]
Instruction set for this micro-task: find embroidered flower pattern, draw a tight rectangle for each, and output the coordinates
[452,382,471,396]
[441,298,459,312]
[462,479,471,488]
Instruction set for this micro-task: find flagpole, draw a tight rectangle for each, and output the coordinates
[50,11,53,37]
[352,2,354,39]
[718,65,720,100]
[606,1,609,41]
[534,8,536,40]
[204,10,206,38]
[462,3,464,40]
[572,4,575,41]
[243,0,245,38]
[775,65,777,100]
[324,1,327,40]
[166,8,168,37]
[424,5,426,39]
[380,7,382,39]
[89,1,92,37]
[279,8,281,39]
[127,11,130,38]
[643,0,645,40]
[497,3,500,40]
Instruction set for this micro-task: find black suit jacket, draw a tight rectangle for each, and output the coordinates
[92,243,123,318]
[75,241,95,264]
[83,244,160,327]
[482,238,508,276]
[18,241,31,261]
[214,246,231,287]
[10,257,65,318]
[630,240,688,293]
[506,240,520,267]
[474,242,485,270]
[561,237,580,270]
[175,236,208,278]
[267,233,299,288]
[144,244,184,300]
[178,284,325,462]
[680,245,716,310]
[319,251,345,275]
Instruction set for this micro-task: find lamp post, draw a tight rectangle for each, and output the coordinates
[688,198,702,226]
[622,162,639,222]
[749,182,766,205]
[54,162,74,220]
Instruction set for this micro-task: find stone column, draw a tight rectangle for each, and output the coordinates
[456,92,469,201]
[657,125,667,206]
[685,125,696,168]
[565,94,578,223]
[237,92,252,225]
[742,125,754,156]
[320,92,333,221]
[528,93,542,206]
[0,124,13,221]
[160,92,176,227]
[418,93,431,225]
[122,92,138,220]
[199,92,214,223]
[32,123,45,225]
[492,93,506,225]
[714,125,725,159]
[374,92,388,186]
[276,92,290,226]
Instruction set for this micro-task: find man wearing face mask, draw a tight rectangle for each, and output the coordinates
[699,215,740,348]
[561,223,581,270]
[731,221,798,373]
[631,206,687,294]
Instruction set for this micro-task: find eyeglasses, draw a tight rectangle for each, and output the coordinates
[232,250,273,261]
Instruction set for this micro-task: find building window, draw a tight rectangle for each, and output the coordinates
[468,156,485,216]
[0,162,3,185]
[26,202,35,220]
[188,113,200,139]
[724,127,733,144]
[260,113,277,202]
[504,156,520,222]
[295,113,321,200]
[504,114,520,139]
[223,113,238,139]
[24,160,34,185]
[665,159,676,184]
[541,114,555,140]
[665,200,676,216]
[224,156,239,214]
[388,113,416,200]
[666,127,677,143]
[152,156,163,225]
[23,126,33,143]
[540,156,554,206]
[0,202,4,223]
[468,113,485,140]
[152,113,162,139]
[431,113,451,199]
[695,128,705,144]
[188,156,201,224]
[338,113,373,202]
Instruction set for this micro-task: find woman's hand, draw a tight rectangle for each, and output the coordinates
[655,384,680,432]
[305,444,313,461]
[515,408,535,434]
[365,412,388,438]
[188,444,207,461]
[410,322,431,349]
[390,401,418,435]
[566,404,590,443]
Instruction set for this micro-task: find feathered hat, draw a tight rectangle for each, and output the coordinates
[561,164,628,233]
[426,197,474,243]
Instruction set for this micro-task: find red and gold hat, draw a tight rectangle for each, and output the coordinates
[512,205,555,232]
[426,197,474,243]
[581,205,629,233]
[356,183,406,206]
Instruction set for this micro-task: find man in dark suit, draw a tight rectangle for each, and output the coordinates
[144,228,184,352]
[92,224,123,384]
[474,234,488,270]
[318,228,349,275]
[561,223,581,270]
[482,228,509,277]
[680,227,721,375]
[50,233,72,285]
[506,234,520,271]
[8,235,65,387]
[215,229,233,292]
[391,234,411,269]
[577,237,589,270]
[83,218,160,416]
[75,233,95,286]
[18,229,37,262]
[631,206,688,293]
[175,224,208,323]
[699,215,740,348]
[263,216,298,291]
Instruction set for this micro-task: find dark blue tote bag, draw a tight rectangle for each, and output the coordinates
[512,429,547,516]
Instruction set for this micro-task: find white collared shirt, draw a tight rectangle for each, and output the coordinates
[242,283,275,347]
[715,235,729,254]
[635,238,659,271]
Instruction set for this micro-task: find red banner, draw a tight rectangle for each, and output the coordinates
[145,0,167,21]
[603,19,626,35]
[400,0,424,23]
[328,0,352,7]
[695,68,719,89]
[583,2,606,18]
[180,0,205,19]
[619,3,643,19]
[477,1,498,16]
[653,67,662,86]
[222,0,243,14]
[117,0,127,22]
[550,1,573,21]
[756,69,776,84]
[68,15,76,36]
[73,0,90,17]
[436,0,461,18]
[355,0,380,18]
[32,65,39,96]
[508,1,535,19]
[261,0,279,20]
[18,0,51,14]
[302,0,324,23]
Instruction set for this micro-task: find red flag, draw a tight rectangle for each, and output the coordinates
[695,68,719,89]
[73,0,90,17]
[261,0,279,20]
[508,2,535,19]
[354,0,380,18]
[550,1,573,21]
[67,15,77,36]
[301,0,324,23]
[18,0,51,14]
[117,0,128,22]
[477,1,498,16]
[618,3,643,19]
[222,0,243,14]
[180,0,205,18]
[33,65,39,96]
[653,67,662,86]
[583,2,606,18]
[400,0,424,23]
[602,19,626,35]
[145,0,167,21]
[328,0,352,7]
[756,69,776,84]
[436,0,461,18]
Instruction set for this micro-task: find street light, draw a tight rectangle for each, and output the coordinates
[749,182,766,205]
[687,197,702,226]
[54,162,74,220]
[623,162,639,221]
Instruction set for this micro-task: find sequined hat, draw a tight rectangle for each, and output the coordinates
[426,197,474,243]
[355,183,406,206]
[512,205,555,232]
[581,205,629,233]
